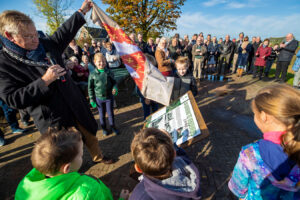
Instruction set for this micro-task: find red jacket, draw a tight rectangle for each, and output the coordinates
[254,46,272,67]
[73,64,89,82]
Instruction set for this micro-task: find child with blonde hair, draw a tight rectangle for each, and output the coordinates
[88,53,119,136]
[229,84,300,199]
[171,56,197,102]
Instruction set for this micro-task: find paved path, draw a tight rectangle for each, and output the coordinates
[0,74,280,199]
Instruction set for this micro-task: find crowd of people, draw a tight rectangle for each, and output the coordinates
[1,0,300,199]
[133,32,298,84]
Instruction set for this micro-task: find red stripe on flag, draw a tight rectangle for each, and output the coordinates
[121,51,146,89]
[102,23,135,45]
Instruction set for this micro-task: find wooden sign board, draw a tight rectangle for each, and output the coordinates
[144,91,209,148]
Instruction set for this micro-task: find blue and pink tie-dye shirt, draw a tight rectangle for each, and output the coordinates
[228,140,300,200]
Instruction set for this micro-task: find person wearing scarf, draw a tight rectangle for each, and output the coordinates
[155,37,174,77]
[236,36,251,77]
[0,1,112,164]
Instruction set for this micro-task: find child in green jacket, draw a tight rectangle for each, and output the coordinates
[88,53,119,136]
[15,128,129,200]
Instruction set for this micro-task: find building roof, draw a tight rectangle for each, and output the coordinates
[83,26,108,39]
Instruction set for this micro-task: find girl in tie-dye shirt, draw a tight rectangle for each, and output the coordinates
[228,84,300,200]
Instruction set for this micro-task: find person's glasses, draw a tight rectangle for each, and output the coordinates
[18,33,38,40]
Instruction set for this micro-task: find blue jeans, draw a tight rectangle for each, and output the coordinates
[0,99,20,131]
[265,60,274,76]
[136,87,158,119]
[95,97,114,128]
[141,99,158,120]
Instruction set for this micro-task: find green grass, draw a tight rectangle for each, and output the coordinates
[267,67,294,85]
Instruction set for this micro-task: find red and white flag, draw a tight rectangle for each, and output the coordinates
[91,3,174,105]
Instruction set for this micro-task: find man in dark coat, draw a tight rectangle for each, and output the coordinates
[137,33,147,53]
[248,36,261,74]
[64,39,83,63]
[0,1,112,164]
[275,33,299,82]
[218,35,234,75]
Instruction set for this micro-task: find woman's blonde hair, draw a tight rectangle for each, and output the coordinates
[253,84,300,164]
[0,10,34,35]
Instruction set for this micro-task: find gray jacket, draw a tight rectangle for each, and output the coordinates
[278,39,299,62]
[219,40,234,55]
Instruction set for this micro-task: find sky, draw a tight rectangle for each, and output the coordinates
[1,0,300,40]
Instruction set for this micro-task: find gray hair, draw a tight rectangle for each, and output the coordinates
[0,10,34,35]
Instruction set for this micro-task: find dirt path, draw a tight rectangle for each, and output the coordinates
[0,74,281,199]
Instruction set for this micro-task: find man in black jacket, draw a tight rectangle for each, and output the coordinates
[275,33,299,82]
[0,0,112,164]
[218,35,234,75]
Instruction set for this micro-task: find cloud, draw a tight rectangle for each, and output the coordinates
[203,0,262,9]
[170,12,300,40]
[203,0,227,7]
[227,2,247,8]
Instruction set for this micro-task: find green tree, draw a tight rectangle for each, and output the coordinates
[32,0,72,34]
[102,0,186,39]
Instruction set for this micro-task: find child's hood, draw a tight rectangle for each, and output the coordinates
[143,156,201,199]
[259,139,300,191]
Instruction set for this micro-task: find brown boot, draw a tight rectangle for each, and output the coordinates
[239,68,244,77]
[236,68,241,77]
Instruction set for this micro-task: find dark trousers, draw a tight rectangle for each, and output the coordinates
[253,66,264,78]
[218,54,231,75]
[247,55,253,72]
[141,100,158,120]
[19,109,30,123]
[265,60,274,77]
[96,97,114,128]
[0,99,20,131]
[275,61,290,81]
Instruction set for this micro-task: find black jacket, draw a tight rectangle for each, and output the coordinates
[278,39,299,62]
[0,11,98,134]
[64,45,83,63]
[171,71,197,102]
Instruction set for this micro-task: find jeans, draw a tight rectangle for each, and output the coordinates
[141,99,158,120]
[265,60,274,76]
[293,68,300,87]
[95,97,114,128]
[0,99,20,131]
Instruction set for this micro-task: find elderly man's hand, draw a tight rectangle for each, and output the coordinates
[42,65,66,86]
[79,0,93,14]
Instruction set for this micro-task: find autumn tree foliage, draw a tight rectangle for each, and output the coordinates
[32,0,72,34]
[102,0,186,39]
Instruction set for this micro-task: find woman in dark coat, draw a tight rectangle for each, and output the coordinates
[237,36,252,77]
[0,2,112,164]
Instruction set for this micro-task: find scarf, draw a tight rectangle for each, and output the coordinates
[0,34,48,65]
[106,49,116,55]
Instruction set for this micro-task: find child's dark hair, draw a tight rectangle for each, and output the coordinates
[131,128,175,179]
[31,128,82,176]
[253,84,300,164]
